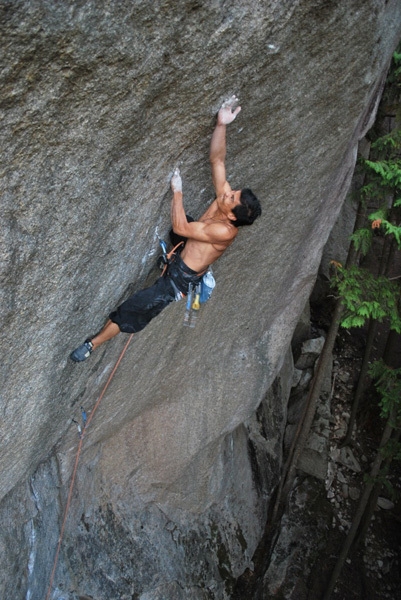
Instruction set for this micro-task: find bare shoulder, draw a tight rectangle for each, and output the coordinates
[204,219,238,242]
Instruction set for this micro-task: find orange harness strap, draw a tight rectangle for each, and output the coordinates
[160,241,184,277]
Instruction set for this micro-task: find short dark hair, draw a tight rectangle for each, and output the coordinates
[232,188,261,227]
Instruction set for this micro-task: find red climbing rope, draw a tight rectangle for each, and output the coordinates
[45,334,134,600]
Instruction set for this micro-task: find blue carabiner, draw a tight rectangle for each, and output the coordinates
[158,237,168,259]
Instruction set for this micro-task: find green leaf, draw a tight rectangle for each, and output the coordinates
[350,228,372,255]
[341,315,366,328]
[334,265,401,333]
[381,221,401,247]
[393,51,401,64]
[368,208,387,222]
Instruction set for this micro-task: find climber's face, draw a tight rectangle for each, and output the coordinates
[222,189,241,208]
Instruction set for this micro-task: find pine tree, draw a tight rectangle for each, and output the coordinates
[324,48,401,599]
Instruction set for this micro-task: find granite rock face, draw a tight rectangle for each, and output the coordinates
[1,1,401,598]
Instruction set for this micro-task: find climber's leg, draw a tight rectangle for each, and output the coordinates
[70,320,121,362]
[91,320,121,349]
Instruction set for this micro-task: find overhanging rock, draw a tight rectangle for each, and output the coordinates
[1,1,401,597]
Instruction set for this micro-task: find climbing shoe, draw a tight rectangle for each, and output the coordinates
[70,340,93,362]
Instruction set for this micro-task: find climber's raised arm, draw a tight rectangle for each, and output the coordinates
[170,168,188,235]
[210,95,241,197]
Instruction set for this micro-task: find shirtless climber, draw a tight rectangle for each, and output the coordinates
[70,95,261,362]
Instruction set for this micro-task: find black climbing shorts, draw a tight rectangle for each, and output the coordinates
[109,253,203,334]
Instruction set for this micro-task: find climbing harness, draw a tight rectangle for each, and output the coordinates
[45,334,134,600]
[157,236,216,327]
[156,235,169,271]
[157,237,183,275]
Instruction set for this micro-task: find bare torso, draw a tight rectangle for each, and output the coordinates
[180,198,238,273]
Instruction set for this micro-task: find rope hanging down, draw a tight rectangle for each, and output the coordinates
[45,333,134,600]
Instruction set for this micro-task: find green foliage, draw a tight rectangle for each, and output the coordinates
[364,158,401,188]
[380,438,401,462]
[359,184,386,211]
[357,126,401,251]
[371,128,401,151]
[393,50,401,64]
[340,124,401,333]
[357,127,401,250]
[369,359,401,425]
[333,265,401,332]
[390,49,401,80]
[359,181,378,199]
[368,211,401,248]
[350,228,372,256]
[380,220,401,247]
[368,208,388,222]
